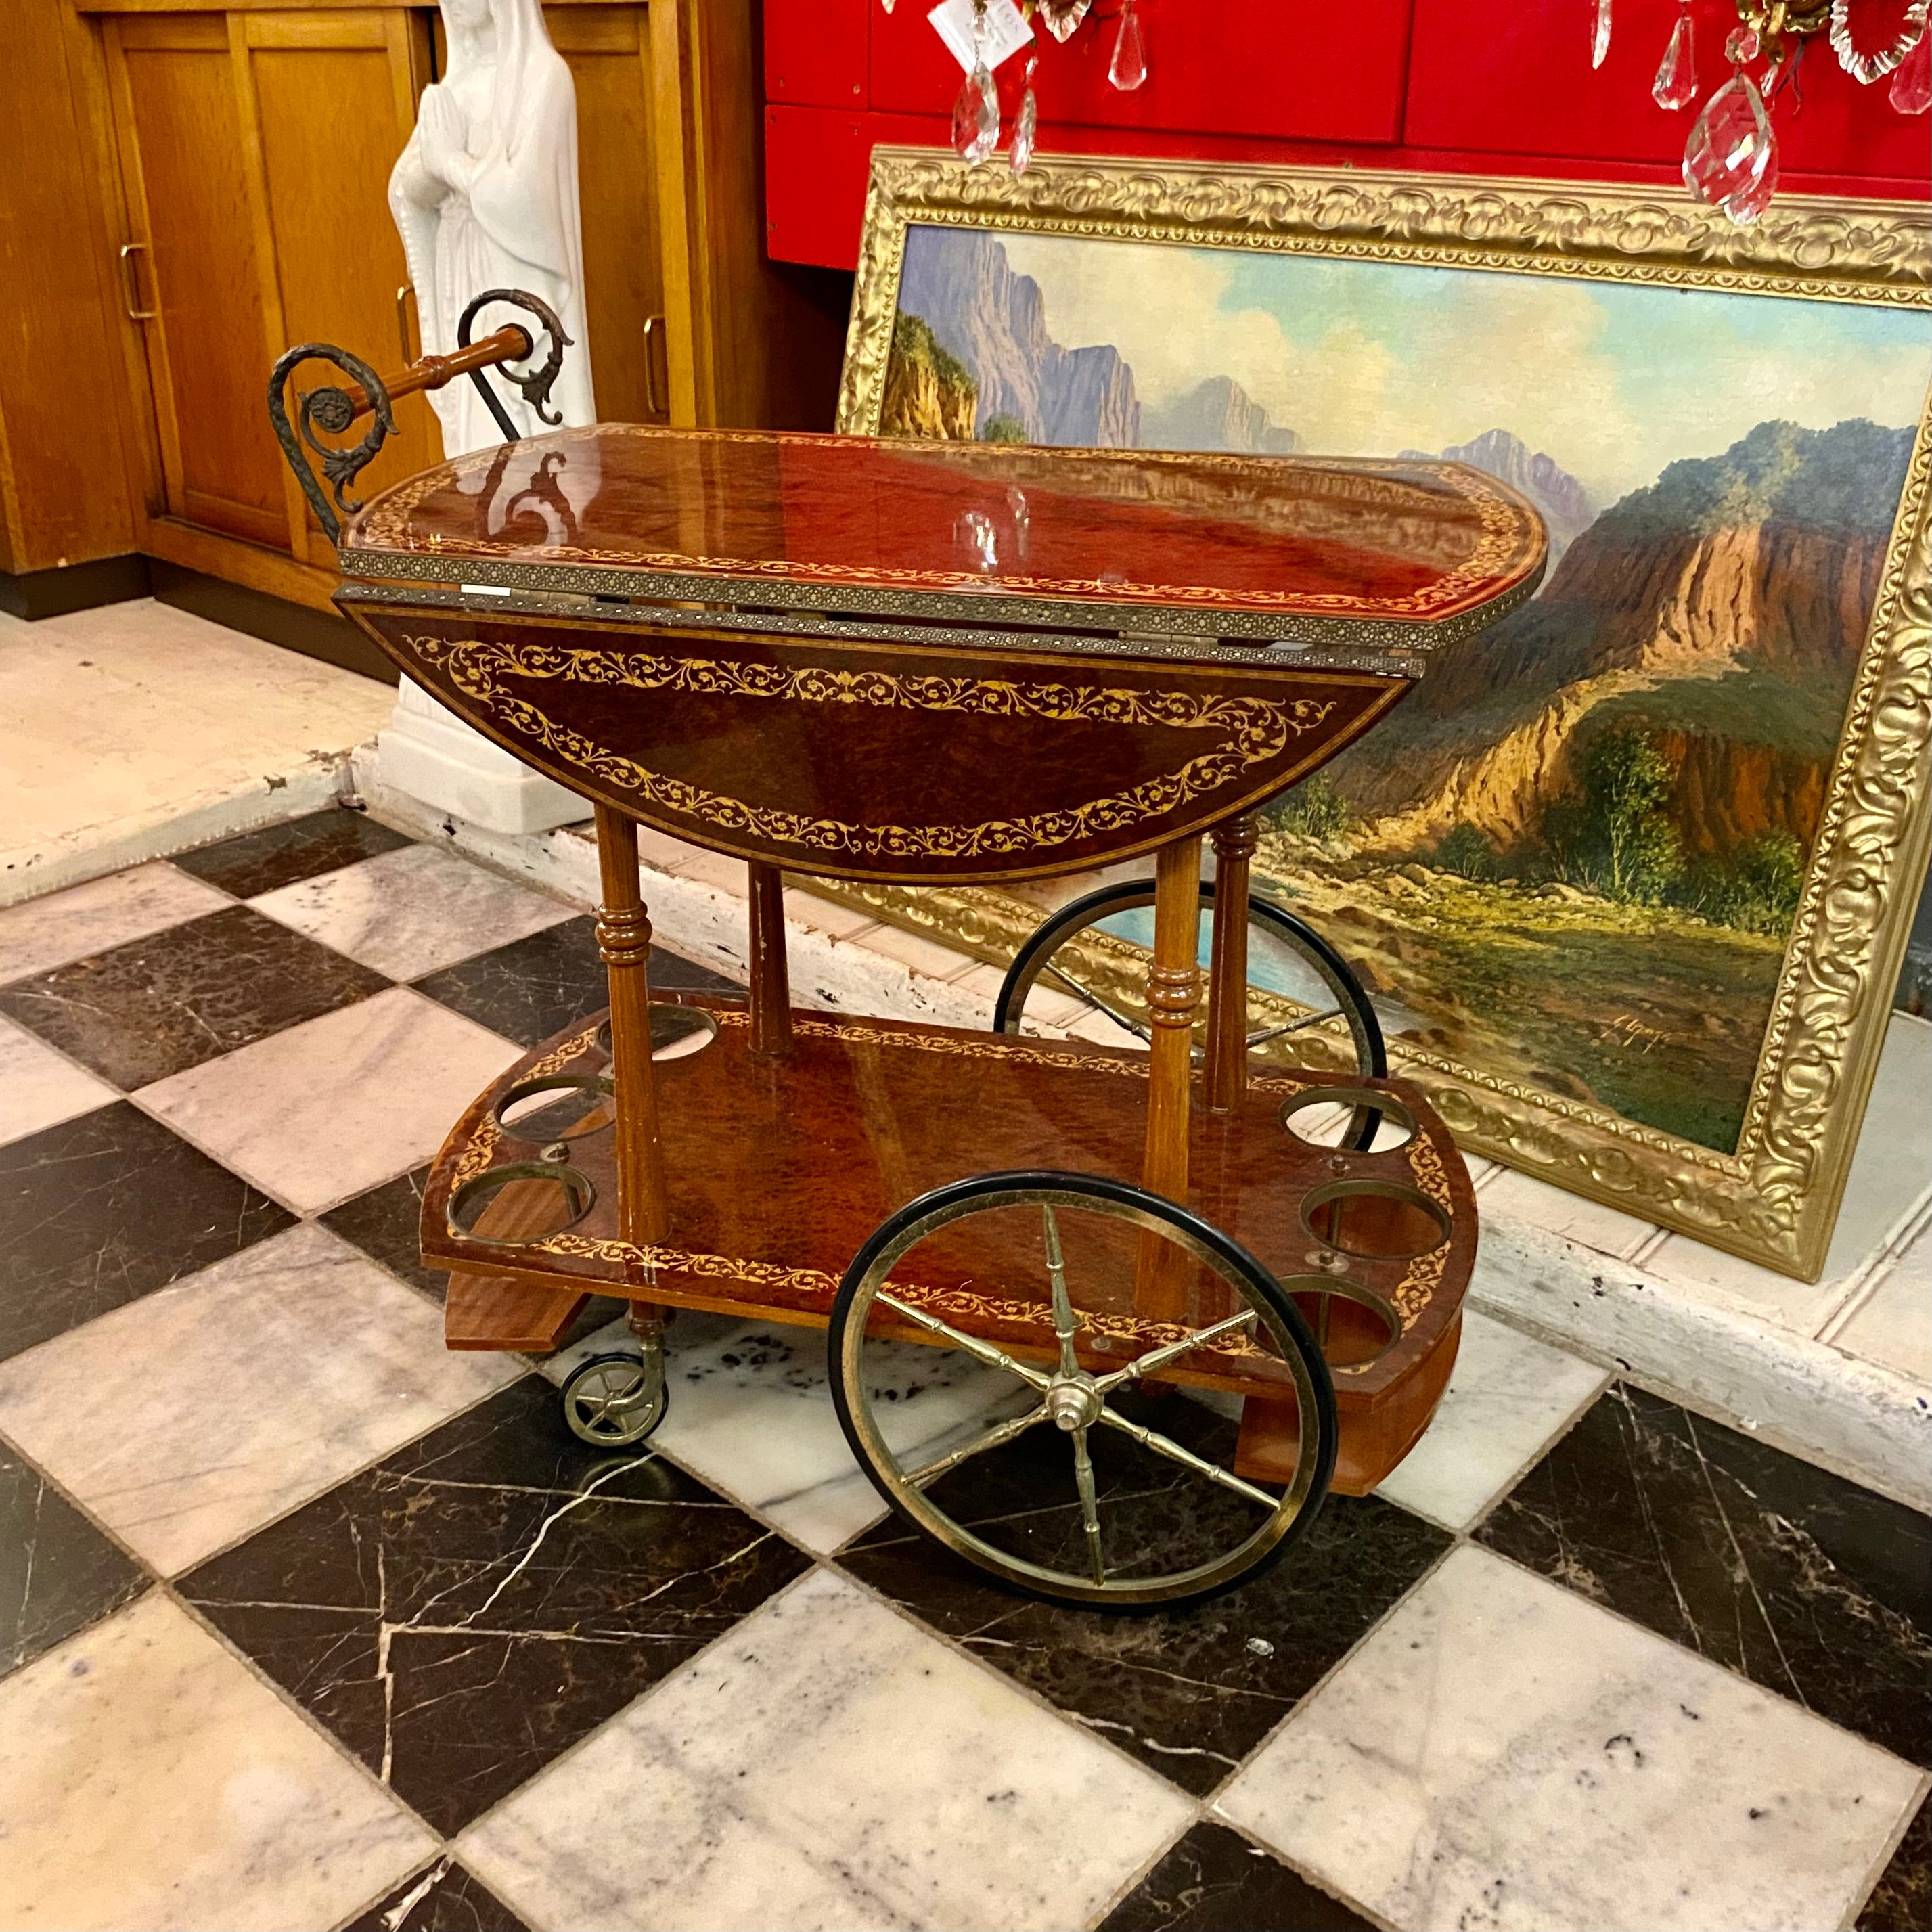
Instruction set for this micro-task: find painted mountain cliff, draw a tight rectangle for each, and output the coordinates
[893,228,1140,445]
[1142,376,1302,455]
[1403,429,1596,566]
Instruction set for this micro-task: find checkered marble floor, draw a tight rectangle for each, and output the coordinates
[0,808,1925,1932]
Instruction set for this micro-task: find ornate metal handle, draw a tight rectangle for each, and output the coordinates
[456,288,571,443]
[265,341,397,545]
[118,242,156,322]
[643,313,666,417]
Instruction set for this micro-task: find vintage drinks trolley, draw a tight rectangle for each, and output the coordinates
[271,307,1544,1609]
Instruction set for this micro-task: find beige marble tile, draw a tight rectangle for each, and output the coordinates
[137,985,520,1213]
[781,886,880,941]
[0,1592,432,1931]
[0,600,391,900]
[837,917,981,985]
[0,1016,116,1148]
[1832,1215,1932,1385]
[1481,1165,1658,1262]
[0,859,228,984]
[0,1223,519,1574]
[1375,1309,1609,1531]
[1218,1545,1922,1932]
[250,842,572,979]
[460,1568,1192,1932]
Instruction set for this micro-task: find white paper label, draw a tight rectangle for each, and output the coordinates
[928,0,1033,74]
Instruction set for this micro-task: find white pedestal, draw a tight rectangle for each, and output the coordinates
[375,679,585,835]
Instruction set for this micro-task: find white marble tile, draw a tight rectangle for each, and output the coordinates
[544,1311,1034,1552]
[0,1223,519,1573]
[250,841,573,980]
[1217,1544,1921,1932]
[1832,1215,1932,1385]
[1374,1309,1609,1531]
[0,599,392,903]
[0,859,228,984]
[137,985,520,1213]
[0,1015,117,1148]
[459,1568,1192,1932]
[0,1592,432,1931]
[1481,1165,1659,1262]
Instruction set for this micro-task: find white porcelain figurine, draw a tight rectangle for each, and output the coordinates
[379,0,593,834]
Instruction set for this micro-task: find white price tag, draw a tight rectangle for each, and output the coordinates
[928,0,1033,74]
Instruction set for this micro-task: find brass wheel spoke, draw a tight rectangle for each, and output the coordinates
[1245,1006,1343,1049]
[1093,1307,1258,1395]
[1039,962,1152,1041]
[1071,1425,1106,1585]
[1094,1404,1280,1510]
[875,1291,1050,1389]
[903,1403,1050,1487]
[1042,1204,1079,1378]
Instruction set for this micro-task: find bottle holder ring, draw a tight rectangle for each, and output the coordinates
[1281,1085,1417,1153]
[1276,1272,1403,1370]
[448,1162,597,1246]
[1300,1177,1452,1261]
[495,1073,617,1144]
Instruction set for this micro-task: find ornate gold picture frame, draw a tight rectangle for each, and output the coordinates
[830,145,1931,1280]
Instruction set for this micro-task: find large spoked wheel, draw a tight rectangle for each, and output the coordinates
[994,880,1387,1148]
[828,1171,1336,1611]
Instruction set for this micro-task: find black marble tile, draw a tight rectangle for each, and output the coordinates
[321,1166,445,1300]
[1859,1794,1930,1932]
[414,917,741,1048]
[1479,1383,1932,1768]
[171,807,411,899]
[1,1443,147,1679]
[838,1392,1450,1795]
[0,1102,294,1362]
[1099,1821,1374,1932]
[181,1376,809,1835]
[0,905,389,1089]
[343,1858,529,1932]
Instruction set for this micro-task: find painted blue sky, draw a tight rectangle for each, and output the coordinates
[991,231,1931,504]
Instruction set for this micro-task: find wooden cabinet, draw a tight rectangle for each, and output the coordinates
[64,0,842,611]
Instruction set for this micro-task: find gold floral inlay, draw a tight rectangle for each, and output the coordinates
[403,631,1333,861]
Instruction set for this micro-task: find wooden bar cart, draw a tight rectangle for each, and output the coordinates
[271,318,1545,1609]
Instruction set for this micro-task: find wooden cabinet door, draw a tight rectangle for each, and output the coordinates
[233,8,436,567]
[545,3,675,426]
[104,12,290,550]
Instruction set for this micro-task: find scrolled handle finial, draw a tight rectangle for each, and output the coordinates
[457,288,573,443]
[265,342,397,546]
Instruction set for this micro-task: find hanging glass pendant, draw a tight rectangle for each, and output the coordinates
[1592,0,1614,69]
[1684,70,1778,224]
[1653,3,1697,108]
[1010,56,1039,174]
[953,61,999,161]
[1892,24,1931,112]
[1109,0,1148,91]
[1037,0,1092,43]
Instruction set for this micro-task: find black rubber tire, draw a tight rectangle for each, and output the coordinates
[827,1168,1337,1612]
[993,879,1387,1150]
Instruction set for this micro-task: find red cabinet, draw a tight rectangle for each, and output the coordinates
[764,0,1929,269]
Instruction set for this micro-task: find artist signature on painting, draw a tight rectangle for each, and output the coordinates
[1592,1013,1670,1056]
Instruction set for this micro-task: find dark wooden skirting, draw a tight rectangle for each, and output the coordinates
[0,554,150,621]
[149,562,395,686]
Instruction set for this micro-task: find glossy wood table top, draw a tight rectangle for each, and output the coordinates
[340,425,1546,646]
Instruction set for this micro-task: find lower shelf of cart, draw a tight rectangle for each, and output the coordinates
[422,991,1473,1418]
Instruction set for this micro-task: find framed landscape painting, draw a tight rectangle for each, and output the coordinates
[834,147,1931,1278]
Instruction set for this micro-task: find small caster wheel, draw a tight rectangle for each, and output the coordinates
[560,1348,665,1448]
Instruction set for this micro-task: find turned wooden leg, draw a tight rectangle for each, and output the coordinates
[1205,813,1257,1114]
[1136,835,1201,1321]
[747,861,793,1058]
[595,804,670,1246]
